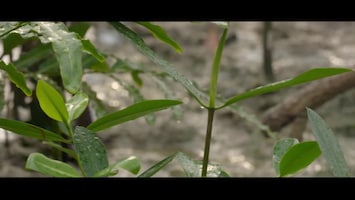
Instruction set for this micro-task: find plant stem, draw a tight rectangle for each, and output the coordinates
[202,108,215,177]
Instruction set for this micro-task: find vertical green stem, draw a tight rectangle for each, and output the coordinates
[202,109,215,177]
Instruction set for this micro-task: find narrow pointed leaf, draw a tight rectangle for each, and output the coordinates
[87,99,182,132]
[25,153,81,177]
[13,44,52,70]
[138,152,177,177]
[66,92,89,122]
[279,141,321,177]
[0,118,69,143]
[209,27,228,108]
[35,22,82,93]
[73,126,108,177]
[220,68,353,109]
[0,61,32,96]
[109,22,208,107]
[307,107,351,177]
[68,22,91,38]
[273,138,299,176]
[136,22,182,53]
[81,39,105,62]
[36,80,68,122]
[42,141,78,161]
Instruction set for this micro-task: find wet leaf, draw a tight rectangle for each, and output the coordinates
[138,152,177,177]
[95,156,140,177]
[66,92,89,121]
[73,126,108,177]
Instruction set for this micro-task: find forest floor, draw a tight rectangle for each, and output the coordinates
[2,21,355,177]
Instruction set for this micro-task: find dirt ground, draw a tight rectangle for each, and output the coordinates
[2,21,355,177]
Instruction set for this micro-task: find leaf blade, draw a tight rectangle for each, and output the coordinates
[87,99,182,132]
[66,92,89,122]
[307,107,351,177]
[0,61,32,96]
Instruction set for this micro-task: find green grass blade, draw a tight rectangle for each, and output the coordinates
[138,152,177,177]
[307,107,351,177]
[87,99,182,132]
[36,80,68,122]
[25,153,81,177]
[209,27,228,108]
[0,61,32,96]
[73,126,109,177]
[279,141,321,177]
[136,22,183,53]
[0,118,69,143]
[220,68,353,109]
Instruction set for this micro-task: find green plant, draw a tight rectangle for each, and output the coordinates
[0,21,353,177]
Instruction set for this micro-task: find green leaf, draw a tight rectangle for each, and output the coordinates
[82,82,108,119]
[95,156,141,177]
[176,152,224,177]
[220,68,353,109]
[0,118,69,143]
[138,152,177,177]
[42,141,78,161]
[36,80,69,122]
[0,61,32,96]
[210,22,229,29]
[307,107,351,177]
[73,126,109,177]
[68,22,91,38]
[279,141,321,177]
[109,22,209,107]
[87,99,182,132]
[81,39,105,62]
[209,27,228,108]
[13,44,52,70]
[0,22,28,38]
[273,138,299,176]
[35,22,82,93]
[131,71,143,87]
[25,153,81,177]
[66,92,89,122]
[0,74,5,111]
[2,33,25,55]
[136,22,183,53]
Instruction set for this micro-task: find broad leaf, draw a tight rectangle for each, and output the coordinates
[279,141,321,177]
[0,118,68,143]
[25,153,81,177]
[307,107,351,177]
[0,22,27,38]
[73,126,108,177]
[220,68,352,109]
[136,22,183,53]
[273,138,299,176]
[0,61,32,96]
[2,33,25,55]
[66,92,89,122]
[36,80,68,122]
[35,22,82,93]
[87,99,182,132]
